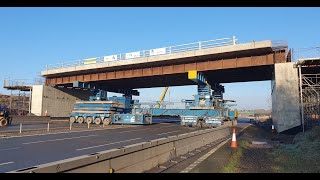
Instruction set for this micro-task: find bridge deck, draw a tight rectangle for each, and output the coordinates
[43,40,290,89]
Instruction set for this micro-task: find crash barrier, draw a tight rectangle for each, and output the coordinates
[12,125,232,173]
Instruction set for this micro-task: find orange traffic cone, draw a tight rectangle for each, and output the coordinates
[231,128,237,148]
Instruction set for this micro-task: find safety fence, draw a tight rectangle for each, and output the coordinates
[45,36,238,70]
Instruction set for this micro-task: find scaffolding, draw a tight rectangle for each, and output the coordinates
[2,79,40,116]
[296,47,320,132]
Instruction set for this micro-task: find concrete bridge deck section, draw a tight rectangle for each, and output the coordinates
[42,40,290,90]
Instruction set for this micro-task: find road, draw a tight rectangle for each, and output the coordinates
[0,122,200,173]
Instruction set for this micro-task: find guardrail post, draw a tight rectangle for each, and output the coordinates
[47,122,50,132]
[19,123,22,134]
[70,122,72,131]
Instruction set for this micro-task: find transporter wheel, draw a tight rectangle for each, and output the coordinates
[197,121,204,128]
[77,117,84,124]
[202,123,209,128]
[0,118,8,127]
[86,117,93,124]
[103,118,112,126]
[94,117,101,125]
[70,116,76,124]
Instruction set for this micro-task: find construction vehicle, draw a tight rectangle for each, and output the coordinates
[133,70,238,127]
[67,70,237,127]
[0,105,12,127]
[69,82,152,125]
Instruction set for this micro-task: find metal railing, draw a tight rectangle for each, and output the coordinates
[45,36,238,70]
[295,46,320,62]
[3,78,45,88]
[3,79,30,88]
[271,40,288,48]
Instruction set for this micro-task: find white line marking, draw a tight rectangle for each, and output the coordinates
[157,130,180,136]
[76,137,141,151]
[180,124,252,173]
[119,129,150,133]
[22,135,97,145]
[118,125,177,134]
[2,125,139,139]
[0,147,21,152]
[0,161,14,166]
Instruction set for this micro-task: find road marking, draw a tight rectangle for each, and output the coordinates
[2,125,139,139]
[119,129,150,133]
[159,125,177,128]
[0,147,21,152]
[22,135,97,145]
[157,130,180,136]
[76,137,141,151]
[180,138,231,173]
[118,125,176,134]
[0,161,14,166]
[180,124,252,173]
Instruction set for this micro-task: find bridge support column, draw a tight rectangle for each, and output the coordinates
[271,62,301,133]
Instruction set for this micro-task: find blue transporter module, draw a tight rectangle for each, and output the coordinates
[69,100,124,125]
[113,114,152,125]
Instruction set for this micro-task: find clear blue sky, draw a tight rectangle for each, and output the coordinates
[0,7,319,110]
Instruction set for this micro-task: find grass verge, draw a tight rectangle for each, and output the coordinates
[222,140,250,173]
[272,126,320,173]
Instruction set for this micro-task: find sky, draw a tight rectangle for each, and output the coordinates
[0,7,319,110]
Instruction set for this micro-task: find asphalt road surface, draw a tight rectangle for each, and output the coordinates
[0,122,201,173]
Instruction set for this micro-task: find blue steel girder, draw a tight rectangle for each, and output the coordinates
[72,81,139,96]
[208,81,225,93]
[188,71,224,93]
[113,89,140,96]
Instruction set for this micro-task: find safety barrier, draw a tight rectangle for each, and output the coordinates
[12,125,232,173]
[45,36,237,70]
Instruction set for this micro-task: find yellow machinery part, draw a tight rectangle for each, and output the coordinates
[155,87,169,109]
[188,70,197,79]
[235,110,239,118]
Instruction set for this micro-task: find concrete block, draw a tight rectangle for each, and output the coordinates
[177,133,189,139]
[121,142,145,154]
[155,137,170,145]
[167,135,178,141]
[67,160,110,173]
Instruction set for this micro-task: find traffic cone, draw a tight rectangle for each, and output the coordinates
[230,128,237,148]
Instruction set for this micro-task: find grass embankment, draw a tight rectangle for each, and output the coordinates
[223,140,250,173]
[222,126,320,173]
[272,126,320,173]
